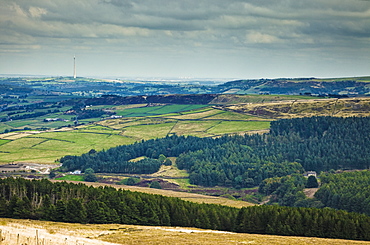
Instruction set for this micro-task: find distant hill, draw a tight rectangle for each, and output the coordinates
[1,76,370,96]
[85,94,218,105]
[220,77,370,95]
[221,97,370,119]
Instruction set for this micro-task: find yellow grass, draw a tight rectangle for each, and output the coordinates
[163,108,220,120]
[122,122,176,140]
[150,162,189,178]
[0,132,35,140]
[224,97,370,119]
[128,156,146,162]
[0,218,369,245]
[51,180,254,208]
[169,120,220,135]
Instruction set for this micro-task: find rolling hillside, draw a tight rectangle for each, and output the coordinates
[1,218,369,245]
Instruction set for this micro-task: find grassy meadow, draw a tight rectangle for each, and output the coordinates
[1,218,369,245]
[55,175,84,181]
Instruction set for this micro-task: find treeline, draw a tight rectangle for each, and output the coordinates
[269,116,370,171]
[0,84,33,93]
[60,135,219,173]
[236,205,370,240]
[61,153,161,174]
[85,94,217,106]
[60,117,370,188]
[0,177,237,230]
[315,170,370,215]
[1,178,370,241]
[1,111,50,122]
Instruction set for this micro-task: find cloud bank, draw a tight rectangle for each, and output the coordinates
[1,0,369,78]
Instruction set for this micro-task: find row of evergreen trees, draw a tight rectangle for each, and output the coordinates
[1,178,370,241]
[60,116,370,188]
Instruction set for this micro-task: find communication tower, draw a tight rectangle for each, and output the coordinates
[73,56,76,79]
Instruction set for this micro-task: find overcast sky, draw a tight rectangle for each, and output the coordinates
[0,0,369,80]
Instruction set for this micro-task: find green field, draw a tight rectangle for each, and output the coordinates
[0,139,10,146]
[55,175,84,181]
[0,129,136,163]
[207,121,271,135]
[0,102,274,164]
[115,104,209,117]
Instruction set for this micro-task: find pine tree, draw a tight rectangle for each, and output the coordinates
[65,198,87,223]
[306,175,319,188]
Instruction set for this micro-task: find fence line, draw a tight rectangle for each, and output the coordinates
[0,228,89,245]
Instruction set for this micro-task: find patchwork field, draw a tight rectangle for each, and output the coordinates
[0,97,367,165]
[0,105,271,164]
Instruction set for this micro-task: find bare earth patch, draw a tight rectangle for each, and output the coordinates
[304,188,319,198]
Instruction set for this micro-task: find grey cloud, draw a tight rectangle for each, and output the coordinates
[1,0,370,78]
[100,0,133,8]
[4,0,369,43]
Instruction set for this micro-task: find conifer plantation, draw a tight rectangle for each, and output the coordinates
[315,171,370,215]
[61,116,370,188]
[1,177,370,241]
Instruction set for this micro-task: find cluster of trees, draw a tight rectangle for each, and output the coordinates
[2,101,54,112]
[1,178,370,241]
[85,94,218,106]
[0,84,33,94]
[258,174,306,206]
[60,117,370,188]
[177,147,304,188]
[258,174,322,208]
[0,178,237,229]
[269,116,370,171]
[315,170,370,215]
[61,152,162,174]
[1,111,50,122]
[236,205,370,240]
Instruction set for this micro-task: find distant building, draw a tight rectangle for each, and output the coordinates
[304,171,317,178]
[110,115,122,119]
[44,118,69,122]
[70,170,82,175]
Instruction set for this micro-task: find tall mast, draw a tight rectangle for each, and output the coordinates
[73,55,76,79]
